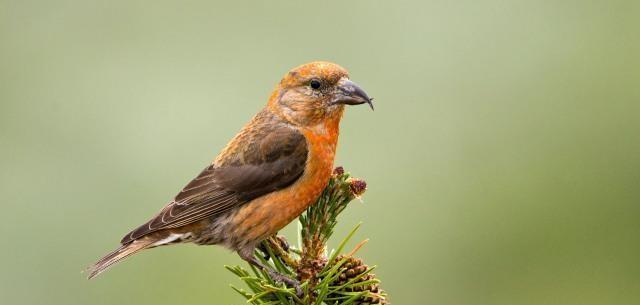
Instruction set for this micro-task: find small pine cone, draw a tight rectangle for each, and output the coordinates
[348,178,367,197]
[327,255,388,305]
[333,166,345,176]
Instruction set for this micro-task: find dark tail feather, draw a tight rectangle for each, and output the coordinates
[86,238,155,279]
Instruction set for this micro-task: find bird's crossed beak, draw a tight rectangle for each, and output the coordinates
[332,78,374,110]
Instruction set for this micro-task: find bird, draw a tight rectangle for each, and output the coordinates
[87,61,373,290]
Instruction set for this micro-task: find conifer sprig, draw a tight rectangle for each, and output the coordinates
[226,167,388,305]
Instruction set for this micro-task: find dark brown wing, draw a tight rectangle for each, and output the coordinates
[121,116,308,244]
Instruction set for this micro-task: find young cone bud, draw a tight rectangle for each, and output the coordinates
[348,178,367,197]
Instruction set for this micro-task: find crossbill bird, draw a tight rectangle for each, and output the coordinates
[87,61,373,290]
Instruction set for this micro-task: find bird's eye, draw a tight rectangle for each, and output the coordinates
[309,79,322,90]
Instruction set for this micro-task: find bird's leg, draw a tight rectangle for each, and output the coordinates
[237,246,303,297]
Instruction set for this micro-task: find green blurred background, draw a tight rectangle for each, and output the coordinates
[1,1,639,304]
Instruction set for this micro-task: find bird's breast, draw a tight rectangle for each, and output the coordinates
[227,120,340,247]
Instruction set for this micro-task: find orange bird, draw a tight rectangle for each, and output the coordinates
[87,61,373,289]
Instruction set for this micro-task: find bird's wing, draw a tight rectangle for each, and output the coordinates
[120,120,308,244]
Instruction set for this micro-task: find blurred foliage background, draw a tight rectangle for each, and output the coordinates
[1,1,639,305]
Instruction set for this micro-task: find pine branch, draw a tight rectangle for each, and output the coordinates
[226,167,388,305]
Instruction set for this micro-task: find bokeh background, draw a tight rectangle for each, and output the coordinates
[1,1,639,304]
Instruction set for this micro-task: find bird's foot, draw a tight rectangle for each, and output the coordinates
[266,269,303,298]
[238,245,302,297]
[275,235,290,252]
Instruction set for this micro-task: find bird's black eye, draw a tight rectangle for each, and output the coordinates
[309,79,322,90]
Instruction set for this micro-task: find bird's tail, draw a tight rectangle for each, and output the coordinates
[86,238,156,279]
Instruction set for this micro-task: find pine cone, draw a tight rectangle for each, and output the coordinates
[328,255,388,305]
[348,178,367,197]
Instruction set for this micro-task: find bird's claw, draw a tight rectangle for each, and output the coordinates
[275,235,290,252]
[267,270,303,297]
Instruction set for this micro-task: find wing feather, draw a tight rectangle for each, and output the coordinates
[121,113,307,244]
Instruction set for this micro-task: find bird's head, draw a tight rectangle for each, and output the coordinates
[268,61,373,127]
